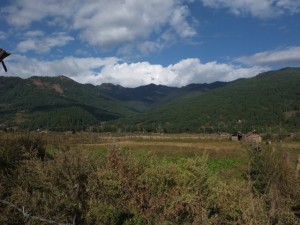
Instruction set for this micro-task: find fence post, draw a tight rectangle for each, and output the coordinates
[296,154,300,178]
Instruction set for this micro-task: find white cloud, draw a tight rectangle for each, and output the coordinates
[0,31,7,40]
[2,0,76,27]
[237,46,300,67]
[167,58,266,86]
[3,0,196,52]
[72,0,196,49]
[200,0,300,18]
[1,55,266,87]
[95,61,176,87]
[24,30,45,37]
[4,55,119,78]
[16,32,74,53]
[169,5,197,38]
[276,0,300,14]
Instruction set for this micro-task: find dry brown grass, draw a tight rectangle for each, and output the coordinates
[1,132,299,161]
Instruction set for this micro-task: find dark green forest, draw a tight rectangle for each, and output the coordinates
[1,67,300,133]
[119,68,300,134]
[0,76,132,131]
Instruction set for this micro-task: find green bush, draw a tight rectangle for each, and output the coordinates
[1,136,300,224]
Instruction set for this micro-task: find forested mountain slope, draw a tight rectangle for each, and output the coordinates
[0,76,134,131]
[97,81,227,111]
[1,68,300,133]
[117,68,300,133]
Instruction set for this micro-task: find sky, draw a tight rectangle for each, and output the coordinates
[0,0,300,87]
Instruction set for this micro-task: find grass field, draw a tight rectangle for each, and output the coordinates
[2,132,299,179]
[1,132,299,155]
[1,132,300,224]
[1,131,299,182]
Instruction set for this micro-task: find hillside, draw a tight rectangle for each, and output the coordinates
[98,81,227,111]
[1,68,300,133]
[116,68,300,133]
[0,76,135,131]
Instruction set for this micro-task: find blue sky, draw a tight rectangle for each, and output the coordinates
[1,0,300,87]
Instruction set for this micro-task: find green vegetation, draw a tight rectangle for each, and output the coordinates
[117,67,300,133]
[0,76,133,131]
[207,158,244,174]
[1,68,300,133]
[1,67,300,224]
[1,133,300,224]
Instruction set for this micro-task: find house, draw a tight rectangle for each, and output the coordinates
[231,132,243,141]
[231,135,239,141]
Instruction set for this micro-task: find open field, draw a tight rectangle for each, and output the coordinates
[1,132,300,224]
[1,132,300,159]
[1,132,300,177]
[0,132,247,158]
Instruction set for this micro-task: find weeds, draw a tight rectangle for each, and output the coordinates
[0,133,300,224]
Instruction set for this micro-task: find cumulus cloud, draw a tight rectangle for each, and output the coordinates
[0,32,7,41]
[2,0,76,27]
[276,0,300,14]
[1,55,266,87]
[169,5,197,38]
[4,55,119,78]
[23,30,45,38]
[72,58,266,87]
[16,32,74,53]
[237,46,300,67]
[2,0,196,52]
[200,0,300,18]
[72,0,197,49]
[166,58,266,86]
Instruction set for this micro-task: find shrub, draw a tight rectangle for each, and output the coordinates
[1,136,300,225]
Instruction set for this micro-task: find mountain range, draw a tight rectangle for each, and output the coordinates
[1,67,300,133]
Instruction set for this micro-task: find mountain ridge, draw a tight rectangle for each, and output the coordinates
[97,81,227,111]
[1,67,300,133]
[120,67,300,133]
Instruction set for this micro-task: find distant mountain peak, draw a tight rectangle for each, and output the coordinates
[57,75,73,81]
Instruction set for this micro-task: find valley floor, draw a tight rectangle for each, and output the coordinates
[1,132,300,224]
